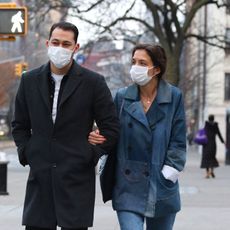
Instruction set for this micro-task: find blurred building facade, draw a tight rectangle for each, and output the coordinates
[77,37,134,97]
[185,2,230,160]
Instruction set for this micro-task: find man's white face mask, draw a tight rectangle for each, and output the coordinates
[130,65,155,86]
[47,46,74,69]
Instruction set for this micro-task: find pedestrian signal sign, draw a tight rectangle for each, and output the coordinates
[15,63,22,77]
[0,7,27,35]
[21,62,28,74]
[14,62,28,77]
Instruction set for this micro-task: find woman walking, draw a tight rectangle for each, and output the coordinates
[201,114,225,178]
[89,44,186,230]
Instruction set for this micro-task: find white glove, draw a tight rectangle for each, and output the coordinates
[161,165,180,183]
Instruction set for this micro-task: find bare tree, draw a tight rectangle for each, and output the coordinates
[25,0,230,85]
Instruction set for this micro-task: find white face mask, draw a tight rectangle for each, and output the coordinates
[130,65,154,86]
[47,46,74,69]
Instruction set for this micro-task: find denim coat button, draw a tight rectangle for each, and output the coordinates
[125,169,131,175]
[128,123,133,128]
[144,171,149,177]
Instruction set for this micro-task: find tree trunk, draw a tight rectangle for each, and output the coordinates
[164,53,180,86]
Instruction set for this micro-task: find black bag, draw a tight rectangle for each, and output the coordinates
[99,148,117,203]
[99,88,125,203]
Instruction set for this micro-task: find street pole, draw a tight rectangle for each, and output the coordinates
[202,5,207,122]
[226,108,230,165]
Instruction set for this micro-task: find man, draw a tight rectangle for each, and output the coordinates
[12,22,119,230]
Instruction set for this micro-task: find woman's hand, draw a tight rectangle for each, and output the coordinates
[88,129,106,145]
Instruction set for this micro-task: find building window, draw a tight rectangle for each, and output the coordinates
[225,28,230,54]
[227,0,230,14]
[225,73,230,101]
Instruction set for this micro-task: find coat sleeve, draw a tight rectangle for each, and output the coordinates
[91,76,120,159]
[216,123,224,143]
[113,87,127,117]
[11,75,31,166]
[164,90,187,172]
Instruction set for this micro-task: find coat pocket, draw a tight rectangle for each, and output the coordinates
[120,160,149,183]
[115,160,150,195]
[156,166,178,200]
[113,160,150,209]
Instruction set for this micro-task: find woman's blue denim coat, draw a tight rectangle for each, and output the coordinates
[112,79,186,217]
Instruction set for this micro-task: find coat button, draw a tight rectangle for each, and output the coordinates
[127,146,132,151]
[128,123,133,128]
[147,147,152,153]
[144,171,149,177]
[125,169,131,175]
[52,164,57,168]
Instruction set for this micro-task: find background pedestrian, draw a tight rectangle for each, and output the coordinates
[201,114,225,178]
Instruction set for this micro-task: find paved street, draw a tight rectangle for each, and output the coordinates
[0,142,230,230]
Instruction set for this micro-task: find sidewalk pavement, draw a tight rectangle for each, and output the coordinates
[0,142,230,230]
[0,139,15,150]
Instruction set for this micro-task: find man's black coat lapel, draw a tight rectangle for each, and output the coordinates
[36,62,83,111]
[59,62,83,108]
[36,63,51,113]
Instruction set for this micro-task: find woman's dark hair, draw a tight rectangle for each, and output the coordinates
[132,44,167,78]
[208,114,215,122]
[49,21,79,43]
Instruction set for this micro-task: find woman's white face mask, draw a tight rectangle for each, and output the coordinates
[47,46,74,69]
[130,65,154,86]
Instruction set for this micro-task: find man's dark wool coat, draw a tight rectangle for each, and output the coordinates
[12,61,119,229]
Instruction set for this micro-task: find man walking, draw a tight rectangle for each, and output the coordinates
[12,21,119,230]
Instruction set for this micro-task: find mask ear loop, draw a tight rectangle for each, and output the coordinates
[148,66,155,70]
[147,66,156,78]
[150,65,162,79]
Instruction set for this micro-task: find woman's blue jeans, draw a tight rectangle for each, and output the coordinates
[117,211,176,230]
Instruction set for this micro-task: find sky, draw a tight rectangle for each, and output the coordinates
[66,0,146,47]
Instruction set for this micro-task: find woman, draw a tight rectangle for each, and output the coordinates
[201,114,225,178]
[88,44,186,230]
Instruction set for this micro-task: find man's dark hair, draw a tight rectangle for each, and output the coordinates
[49,21,79,43]
[132,43,167,78]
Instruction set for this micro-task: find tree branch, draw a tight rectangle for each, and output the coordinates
[165,0,182,36]
[142,0,165,43]
[100,16,155,34]
[186,33,227,49]
[72,0,107,13]
[183,0,229,35]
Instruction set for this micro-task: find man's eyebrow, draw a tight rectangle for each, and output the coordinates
[62,41,72,44]
[51,39,72,44]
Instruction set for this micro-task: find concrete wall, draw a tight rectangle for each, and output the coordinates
[186,3,230,161]
[204,5,230,161]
